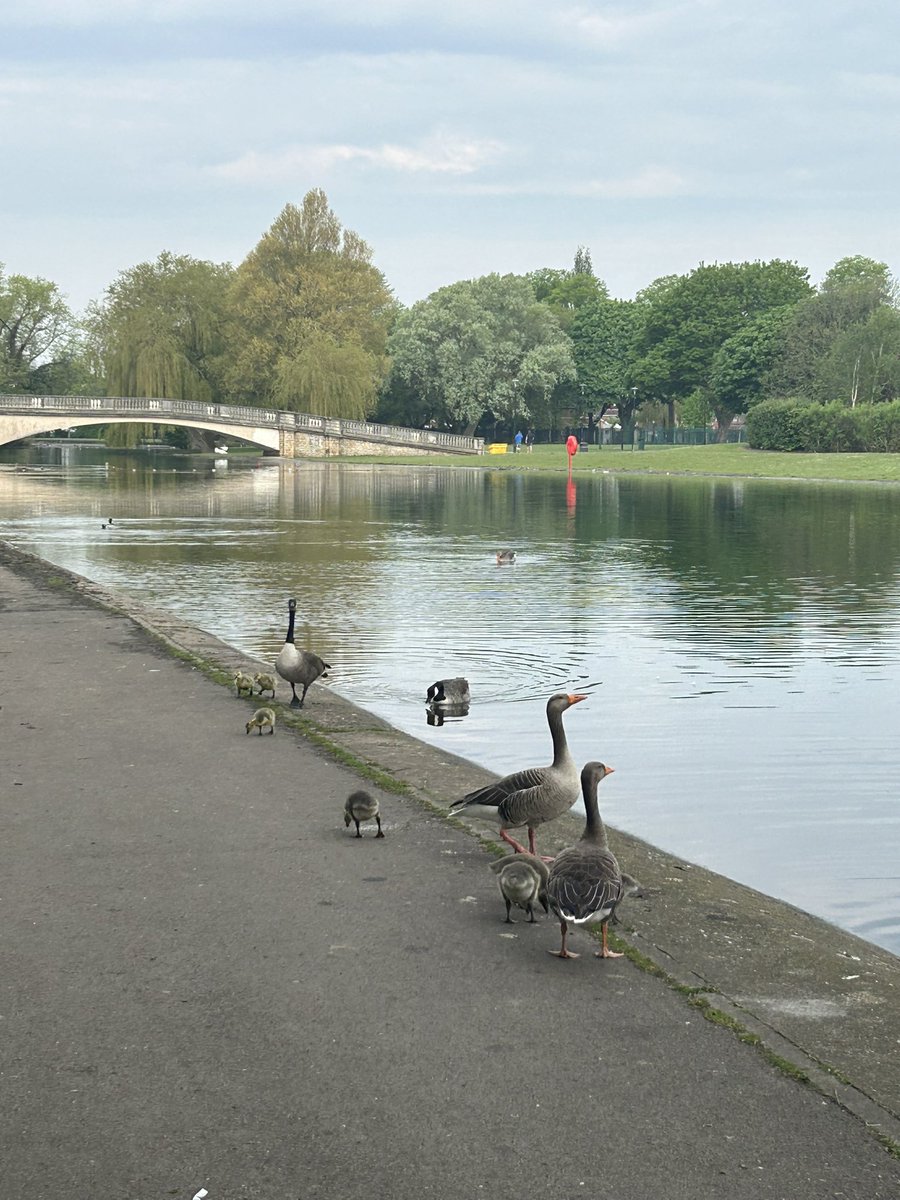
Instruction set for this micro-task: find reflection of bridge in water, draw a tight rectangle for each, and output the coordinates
[0,395,483,457]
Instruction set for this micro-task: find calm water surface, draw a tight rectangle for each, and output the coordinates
[2,443,899,956]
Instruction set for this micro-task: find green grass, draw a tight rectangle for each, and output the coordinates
[330,441,900,484]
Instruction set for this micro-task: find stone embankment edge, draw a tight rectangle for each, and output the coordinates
[3,539,898,1157]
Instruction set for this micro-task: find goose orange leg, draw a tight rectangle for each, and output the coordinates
[548,920,580,959]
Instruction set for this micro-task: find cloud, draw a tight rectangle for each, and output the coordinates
[210,132,505,184]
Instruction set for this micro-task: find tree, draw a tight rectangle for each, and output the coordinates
[224,190,394,416]
[631,260,812,436]
[85,251,233,446]
[709,306,796,426]
[0,266,80,392]
[529,247,609,331]
[387,274,575,435]
[769,256,899,404]
[569,298,643,427]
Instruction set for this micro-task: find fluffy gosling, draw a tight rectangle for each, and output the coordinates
[490,852,550,923]
[233,671,255,698]
[254,671,277,699]
[343,789,385,838]
[246,707,276,735]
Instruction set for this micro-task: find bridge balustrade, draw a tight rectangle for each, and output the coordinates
[0,395,484,455]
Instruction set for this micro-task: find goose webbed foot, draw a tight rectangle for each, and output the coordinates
[594,924,624,958]
[548,924,579,958]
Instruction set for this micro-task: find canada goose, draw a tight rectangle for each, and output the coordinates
[490,852,550,923]
[546,761,624,960]
[254,672,277,699]
[233,671,255,698]
[344,790,384,838]
[274,599,331,708]
[496,549,516,564]
[246,707,276,735]
[449,692,586,858]
[426,677,471,706]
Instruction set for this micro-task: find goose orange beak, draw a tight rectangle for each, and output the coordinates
[567,693,588,705]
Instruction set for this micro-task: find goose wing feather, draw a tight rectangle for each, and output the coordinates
[450,766,549,811]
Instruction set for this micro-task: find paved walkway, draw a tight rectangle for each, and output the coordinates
[1,544,898,1200]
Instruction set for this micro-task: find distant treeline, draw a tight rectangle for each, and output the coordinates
[3,188,900,449]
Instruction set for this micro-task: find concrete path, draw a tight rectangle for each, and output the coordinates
[1,545,898,1200]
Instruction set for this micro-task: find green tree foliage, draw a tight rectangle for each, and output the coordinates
[632,260,812,434]
[569,298,643,424]
[769,256,900,405]
[85,251,233,447]
[387,273,575,435]
[87,251,233,401]
[529,246,609,331]
[0,266,81,392]
[225,190,393,416]
[709,306,796,424]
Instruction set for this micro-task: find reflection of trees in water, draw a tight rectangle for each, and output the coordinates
[572,475,900,665]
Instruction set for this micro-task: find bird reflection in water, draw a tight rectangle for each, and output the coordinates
[426,701,471,727]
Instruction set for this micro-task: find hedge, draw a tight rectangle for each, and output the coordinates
[746,399,900,452]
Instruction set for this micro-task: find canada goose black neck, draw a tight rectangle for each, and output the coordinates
[285,599,297,645]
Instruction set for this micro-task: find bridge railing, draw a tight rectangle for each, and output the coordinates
[0,395,484,454]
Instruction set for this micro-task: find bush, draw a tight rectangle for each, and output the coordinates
[747,398,900,452]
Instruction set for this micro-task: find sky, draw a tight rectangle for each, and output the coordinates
[3,1,900,317]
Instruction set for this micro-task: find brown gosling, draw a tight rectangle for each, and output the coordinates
[343,789,384,838]
[233,671,255,698]
[246,707,276,735]
[254,671,277,699]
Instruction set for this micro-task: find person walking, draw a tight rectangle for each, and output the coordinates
[514,430,524,453]
[525,429,534,453]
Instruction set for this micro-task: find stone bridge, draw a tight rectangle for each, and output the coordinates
[0,395,484,457]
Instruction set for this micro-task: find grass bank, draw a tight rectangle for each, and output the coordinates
[330,441,900,484]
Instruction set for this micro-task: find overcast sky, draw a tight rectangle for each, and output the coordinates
[3,1,899,316]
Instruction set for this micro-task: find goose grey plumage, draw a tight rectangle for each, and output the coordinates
[275,598,331,708]
[343,789,385,838]
[496,549,516,564]
[449,692,587,857]
[546,761,624,960]
[490,852,550,923]
[426,677,471,706]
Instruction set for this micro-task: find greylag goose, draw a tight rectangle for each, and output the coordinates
[449,692,586,857]
[426,677,471,706]
[275,599,331,708]
[496,549,516,564]
[246,707,276,735]
[490,852,550,923]
[344,789,385,838]
[546,761,624,960]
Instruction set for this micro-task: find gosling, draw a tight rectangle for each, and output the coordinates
[246,707,276,735]
[254,671,277,699]
[490,852,550,923]
[343,790,385,839]
[233,671,255,698]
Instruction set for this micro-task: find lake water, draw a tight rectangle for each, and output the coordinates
[2,442,899,956]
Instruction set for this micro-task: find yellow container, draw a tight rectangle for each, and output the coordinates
[488,443,508,454]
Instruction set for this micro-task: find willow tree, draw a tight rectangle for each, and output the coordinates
[86,252,233,446]
[224,190,394,416]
